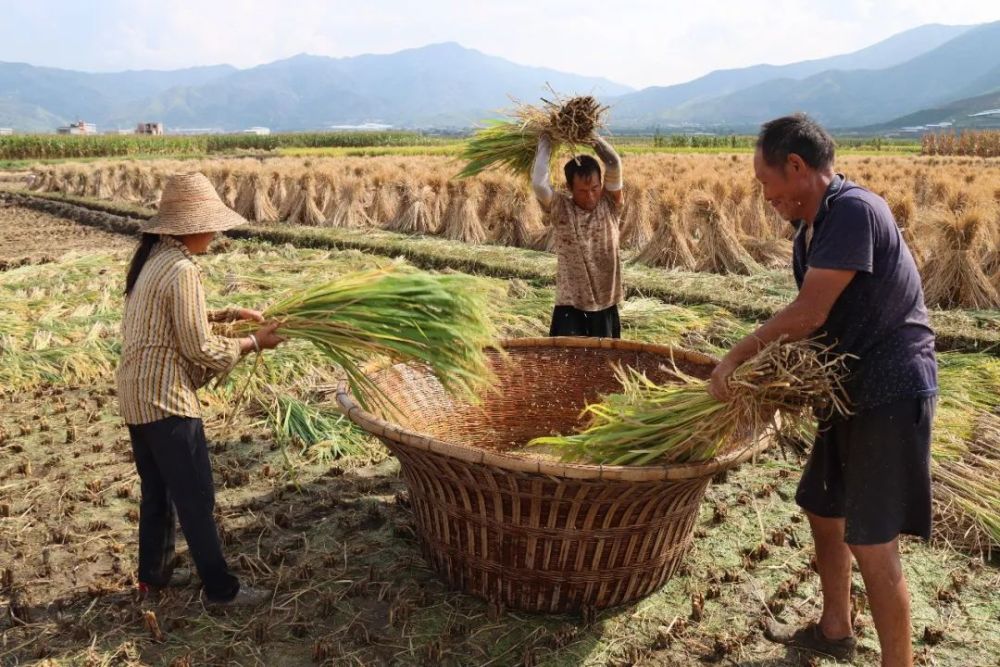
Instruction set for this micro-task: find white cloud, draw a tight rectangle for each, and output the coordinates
[0,0,996,88]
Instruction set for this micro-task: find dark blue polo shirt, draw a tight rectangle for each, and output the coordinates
[793,176,937,411]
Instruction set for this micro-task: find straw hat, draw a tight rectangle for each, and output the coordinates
[141,172,247,235]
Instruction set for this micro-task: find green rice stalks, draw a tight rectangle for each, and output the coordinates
[933,420,1000,555]
[228,263,500,409]
[530,339,851,465]
[265,394,369,463]
[458,94,609,179]
[930,353,1000,553]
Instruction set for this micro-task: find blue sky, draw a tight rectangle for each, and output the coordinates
[1,0,997,89]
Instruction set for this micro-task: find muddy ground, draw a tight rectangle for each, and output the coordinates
[0,201,132,268]
[1,204,998,666]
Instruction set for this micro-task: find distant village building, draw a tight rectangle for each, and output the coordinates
[136,122,165,135]
[0,128,13,136]
[57,121,97,135]
[329,122,393,131]
[242,126,271,136]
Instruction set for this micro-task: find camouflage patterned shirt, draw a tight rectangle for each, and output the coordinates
[546,191,623,312]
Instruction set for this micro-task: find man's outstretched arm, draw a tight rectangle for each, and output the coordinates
[531,134,555,210]
[593,135,623,207]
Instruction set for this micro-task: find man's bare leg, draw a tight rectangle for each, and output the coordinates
[807,511,854,639]
[850,539,912,667]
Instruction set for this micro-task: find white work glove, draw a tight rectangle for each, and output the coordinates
[593,135,623,192]
[531,134,555,208]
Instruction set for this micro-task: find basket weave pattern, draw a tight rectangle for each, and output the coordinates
[337,338,764,612]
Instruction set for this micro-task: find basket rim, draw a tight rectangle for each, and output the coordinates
[335,337,771,481]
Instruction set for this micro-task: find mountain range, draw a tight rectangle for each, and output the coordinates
[1,20,999,133]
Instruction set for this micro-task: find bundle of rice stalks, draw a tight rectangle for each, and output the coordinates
[736,189,781,240]
[934,412,1000,555]
[127,166,154,203]
[234,172,279,223]
[387,183,437,234]
[426,175,450,230]
[80,167,97,197]
[888,195,916,230]
[95,166,115,200]
[50,166,73,194]
[29,167,54,192]
[689,191,760,275]
[268,172,290,218]
[71,168,88,196]
[634,195,697,270]
[227,263,500,407]
[285,174,326,226]
[440,182,488,244]
[219,172,240,209]
[921,206,1000,309]
[366,174,399,227]
[530,339,850,465]
[477,177,503,222]
[326,178,371,228]
[932,353,1000,553]
[319,176,338,218]
[744,238,793,268]
[488,185,544,248]
[111,164,136,202]
[263,393,369,462]
[458,94,608,178]
[620,187,655,250]
[277,175,301,220]
[368,176,400,226]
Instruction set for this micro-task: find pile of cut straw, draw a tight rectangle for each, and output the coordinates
[530,340,850,465]
[458,94,609,179]
[921,206,1000,309]
[930,352,1000,553]
[226,264,500,408]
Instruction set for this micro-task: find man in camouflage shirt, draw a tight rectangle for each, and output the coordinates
[531,133,624,337]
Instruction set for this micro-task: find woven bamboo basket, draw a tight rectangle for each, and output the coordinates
[336,337,769,613]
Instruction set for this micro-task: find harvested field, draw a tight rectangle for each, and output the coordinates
[6,189,998,355]
[0,203,998,666]
[19,152,1000,310]
[0,202,132,268]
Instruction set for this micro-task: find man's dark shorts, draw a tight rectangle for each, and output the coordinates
[549,305,621,338]
[796,396,935,545]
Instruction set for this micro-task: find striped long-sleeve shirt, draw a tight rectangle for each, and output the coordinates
[116,236,241,425]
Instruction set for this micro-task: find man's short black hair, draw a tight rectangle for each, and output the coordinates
[564,155,601,186]
[757,113,836,170]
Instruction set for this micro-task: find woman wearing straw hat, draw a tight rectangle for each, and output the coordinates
[117,172,284,607]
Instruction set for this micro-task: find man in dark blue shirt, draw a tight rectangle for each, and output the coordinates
[709,114,936,667]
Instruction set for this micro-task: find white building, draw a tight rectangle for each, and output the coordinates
[57,121,97,135]
[0,128,12,136]
[329,122,393,131]
[242,127,271,136]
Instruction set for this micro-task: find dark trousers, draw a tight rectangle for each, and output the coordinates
[549,305,621,338]
[128,416,239,601]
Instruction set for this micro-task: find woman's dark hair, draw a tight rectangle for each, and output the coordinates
[125,233,159,296]
[757,113,836,170]
[564,155,602,187]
